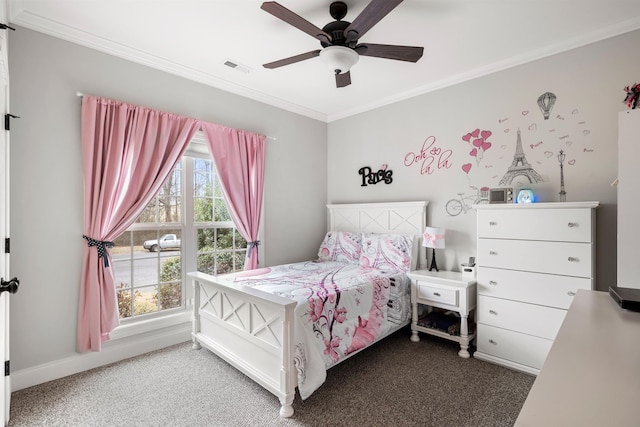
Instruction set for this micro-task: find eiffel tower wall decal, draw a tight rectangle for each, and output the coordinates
[499,129,544,186]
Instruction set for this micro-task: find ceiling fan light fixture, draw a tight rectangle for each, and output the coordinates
[319,45,359,74]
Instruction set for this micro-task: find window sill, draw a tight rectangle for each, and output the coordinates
[109,309,192,341]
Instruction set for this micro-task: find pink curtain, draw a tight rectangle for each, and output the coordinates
[79,96,200,352]
[200,122,266,270]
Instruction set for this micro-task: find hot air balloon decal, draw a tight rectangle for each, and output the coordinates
[537,92,557,120]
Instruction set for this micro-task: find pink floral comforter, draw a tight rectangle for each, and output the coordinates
[223,260,410,399]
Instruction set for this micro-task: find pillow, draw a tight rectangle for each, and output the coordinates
[317,231,362,263]
[359,233,413,272]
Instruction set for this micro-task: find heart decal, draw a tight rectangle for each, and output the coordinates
[528,124,537,131]
[470,148,478,157]
[544,151,553,158]
[482,142,492,151]
[380,164,387,170]
[462,163,472,174]
[522,111,529,116]
[462,133,471,142]
[471,129,480,138]
[481,130,492,139]
[568,160,576,165]
[473,138,483,148]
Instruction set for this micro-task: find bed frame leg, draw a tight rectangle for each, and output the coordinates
[279,398,294,418]
[192,337,201,350]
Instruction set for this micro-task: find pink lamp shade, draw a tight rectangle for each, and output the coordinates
[422,227,446,249]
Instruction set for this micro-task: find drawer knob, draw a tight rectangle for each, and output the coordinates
[489,280,498,286]
[489,339,498,345]
[568,222,578,228]
[489,309,498,315]
[489,251,498,256]
[489,221,497,226]
[567,290,576,296]
[568,256,579,262]
[433,292,441,297]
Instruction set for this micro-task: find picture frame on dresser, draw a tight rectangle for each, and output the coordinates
[472,201,599,375]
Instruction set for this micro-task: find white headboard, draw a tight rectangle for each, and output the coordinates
[327,201,429,270]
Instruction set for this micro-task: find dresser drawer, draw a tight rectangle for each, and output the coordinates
[477,267,592,309]
[478,295,566,339]
[477,238,593,278]
[415,283,458,307]
[477,208,592,242]
[477,324,553,370]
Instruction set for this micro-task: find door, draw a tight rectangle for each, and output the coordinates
[0,0,16,424]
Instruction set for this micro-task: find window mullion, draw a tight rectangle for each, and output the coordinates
[184,157,197,303]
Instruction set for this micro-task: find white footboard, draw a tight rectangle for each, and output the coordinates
[188,271,297,417]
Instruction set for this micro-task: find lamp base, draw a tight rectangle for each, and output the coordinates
[429,249,439,272]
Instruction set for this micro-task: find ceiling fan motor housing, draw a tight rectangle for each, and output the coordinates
[321,20,352,48]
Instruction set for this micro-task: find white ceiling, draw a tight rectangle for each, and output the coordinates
[8,0,640,122]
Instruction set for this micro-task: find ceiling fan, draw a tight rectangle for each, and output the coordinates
[261,0,424,88]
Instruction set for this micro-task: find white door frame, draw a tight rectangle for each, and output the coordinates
[0,0,11,424]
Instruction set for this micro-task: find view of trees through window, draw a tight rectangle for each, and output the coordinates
[112,155,247,320]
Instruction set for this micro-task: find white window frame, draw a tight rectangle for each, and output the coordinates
[110,132,262,340]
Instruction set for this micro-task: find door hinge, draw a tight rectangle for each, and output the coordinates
[5,114,19,131]
[4,361,8,377]
[4,238,8,253]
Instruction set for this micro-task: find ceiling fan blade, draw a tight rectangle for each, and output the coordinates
[335,71,352,88]
[261,2,332,44]
[263,49,321,69]
[344,0,403,44]
[355,43,424,62]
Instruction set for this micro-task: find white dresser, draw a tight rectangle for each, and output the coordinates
[473,201,599,375]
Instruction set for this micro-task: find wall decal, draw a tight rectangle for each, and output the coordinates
[537,92,557,120]
[404,136,452,175]
[623,83,640,109]
[461,128,494,169]
[445,185,489,216]
[498,129,544,185]
[359,165,393,186]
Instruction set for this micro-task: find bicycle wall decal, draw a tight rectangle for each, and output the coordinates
[446,186,489,216]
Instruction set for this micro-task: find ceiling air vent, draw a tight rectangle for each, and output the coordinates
[224,59,252,73]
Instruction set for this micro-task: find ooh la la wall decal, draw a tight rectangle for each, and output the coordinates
[359,164,393,186]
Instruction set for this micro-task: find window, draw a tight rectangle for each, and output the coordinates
[111,146,247,321]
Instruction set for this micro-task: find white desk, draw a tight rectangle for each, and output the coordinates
[515,289,640,426]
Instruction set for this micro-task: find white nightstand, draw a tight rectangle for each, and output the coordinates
[407,269,477,358]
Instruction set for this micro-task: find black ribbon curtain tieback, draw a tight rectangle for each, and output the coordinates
[83,235,114,267]
[247,240,261,260]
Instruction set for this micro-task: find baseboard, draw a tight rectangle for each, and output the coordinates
[11,323,192,392]
[473,351,540,376]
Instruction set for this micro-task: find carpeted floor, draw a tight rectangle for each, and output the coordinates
[9,327,534,426]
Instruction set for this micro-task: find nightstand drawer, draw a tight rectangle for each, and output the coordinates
[416,283,458,306]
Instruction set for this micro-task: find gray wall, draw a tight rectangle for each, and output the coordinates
[328,29,640,290]
[8,28,327,374]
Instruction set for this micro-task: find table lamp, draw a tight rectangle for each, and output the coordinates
[423,226,446,272]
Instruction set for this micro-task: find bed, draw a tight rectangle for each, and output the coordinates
[188,201,428,417]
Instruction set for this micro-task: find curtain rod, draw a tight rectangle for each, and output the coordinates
[76,92,275,141]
